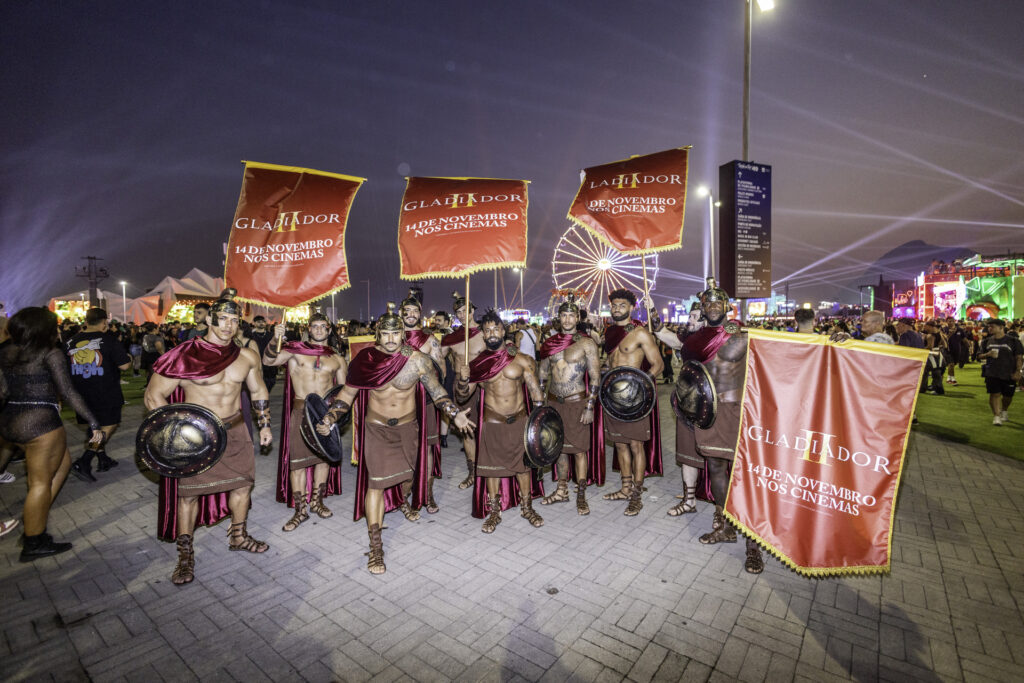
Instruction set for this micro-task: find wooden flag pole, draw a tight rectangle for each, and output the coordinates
[642,259,653,332]
[276,309,288,352]
[464,275,470,367]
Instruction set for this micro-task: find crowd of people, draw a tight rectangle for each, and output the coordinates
[0,287,1019,579]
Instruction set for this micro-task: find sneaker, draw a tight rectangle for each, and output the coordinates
[949,379,958,385]
[70,459,97,482]
[993,415,1003,426]
[1000,410,1009,422]
[0,472,14,484]
[120,379,129,385]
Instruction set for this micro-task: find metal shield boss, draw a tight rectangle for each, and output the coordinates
[136,403,227,478]
[523,405,564,469]
[672,360,718,429]
[599,366,656,422]
[301,385,349,464]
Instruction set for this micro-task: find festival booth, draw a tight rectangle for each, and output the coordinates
[916,253,1024,321]
[146,268,277,323]
[49,289,132,322]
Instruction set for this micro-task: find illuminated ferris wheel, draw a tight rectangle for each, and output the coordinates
[551,224,658,316]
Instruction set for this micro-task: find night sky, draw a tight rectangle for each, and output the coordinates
[3,0,1022,317]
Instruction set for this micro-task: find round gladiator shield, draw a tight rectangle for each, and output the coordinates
[523,405,564,469]
[600,366,657,422]
[672,360,718,430]
[301,388,349,464]
[136,403,227,478]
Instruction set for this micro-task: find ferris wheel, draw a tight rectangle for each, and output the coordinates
[551,224,658,316]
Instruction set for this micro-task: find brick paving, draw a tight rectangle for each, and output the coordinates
[1,385,1021,682]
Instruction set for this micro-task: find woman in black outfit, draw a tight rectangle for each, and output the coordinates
[0,307,103,561]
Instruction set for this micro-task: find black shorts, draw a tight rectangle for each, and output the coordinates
[985,377,1017,398]
[76,401,122,427]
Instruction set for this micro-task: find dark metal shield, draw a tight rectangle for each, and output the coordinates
[599,366,656,422]
[301,390,349,464]
[672,360,718,429]
[136,403,227,478]
[523,405,564,469]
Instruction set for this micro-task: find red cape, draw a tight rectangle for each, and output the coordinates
[537,332,582,360]
[680,323,740,363]
[275,343,343,507]
[152,336,239,379]
[469,344,517,382]
[602,322,662,478]
[442,326,481,347]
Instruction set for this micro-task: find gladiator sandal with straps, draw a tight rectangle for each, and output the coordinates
[171,534,194,585]
[399,499,421,522]
[603,475,634,501]
[540,479,569,505]
[425,478,439,514]
[310,483,333,519]
[668,484,697,517]
[745,539,764,574]
[282,494,309,532]
[367,524,386,574]
[520,496,545,528]
[699,506,737,544]
[576,482,590,516]
[624,486,644,516]
[458,455,475,489]
[227,521,269,553]
[481,494,502,533]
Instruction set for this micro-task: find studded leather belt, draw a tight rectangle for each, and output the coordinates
[221,412,244,429]
[366,410,416,427]
[483,404,527,424]
[546,390,586,404]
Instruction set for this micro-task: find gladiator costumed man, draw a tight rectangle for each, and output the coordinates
[263,313,347,531]
[441,292,486,489]
[400,291,445,513]
[144,297,272,585]
[455,310,545,533]
[317,307,472,574]
[601,289,664,516]
[537,295,603,515]
[690,278,763,574]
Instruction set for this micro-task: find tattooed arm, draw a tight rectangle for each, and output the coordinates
[521,356,543,404]
[582,338,601,423]
[416,353,474,432]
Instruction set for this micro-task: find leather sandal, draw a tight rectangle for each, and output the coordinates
[603,475,634,501]
[227,522,269,553]
[458,456,475,489]
[520,500,544,528]
[482,494,502,533]
[667,484,697,516]
[425,481,439,514]
[367,524,386,574]
[540,482,569,505]
[699,507,737,544]
[399,501,421,522]
[745,544,764,574]
[171,534,194,585]
[310,483,333,518]
[576,483,590,516]
[282,495,309,532]
[624,487,643,516]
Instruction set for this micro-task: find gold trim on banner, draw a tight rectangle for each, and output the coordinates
[566,146,691,257]
[240,160,367,184]
[396,176,531,281]
[722,328,928,577]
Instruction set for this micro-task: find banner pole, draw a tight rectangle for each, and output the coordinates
[276,308,291,352]
[464,275,470,367]
[642,259,653,332]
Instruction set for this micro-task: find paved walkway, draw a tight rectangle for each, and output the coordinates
[1,386,1021,682]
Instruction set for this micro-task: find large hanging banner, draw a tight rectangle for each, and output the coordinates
[397,176,529,279]
[225,161,366,308]
[567,147,689,255]
[725,330,928,576]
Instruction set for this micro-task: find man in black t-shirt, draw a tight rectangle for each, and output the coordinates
[66,308,132,481]
[248,316,279,394]
[980,319,1023,426]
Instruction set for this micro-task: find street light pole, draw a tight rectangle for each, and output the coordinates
[743,0,774,161]
[120,281,127,322]
[361,280,371,321]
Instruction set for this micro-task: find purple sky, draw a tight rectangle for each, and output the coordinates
[3,0,1022,317]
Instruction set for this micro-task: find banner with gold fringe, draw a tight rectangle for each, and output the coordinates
[397,176,529,279]
[724,329,928,576]
[567,147,689,255]
[224,161,365,308]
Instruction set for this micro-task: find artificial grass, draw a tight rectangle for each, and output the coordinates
[914,363,1023,462]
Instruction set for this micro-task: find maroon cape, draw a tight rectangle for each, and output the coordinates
[538,333,605,486]
[441,326,481,347]
[275,342,343,507]
[468,345,545,517]
[603,322,663,478]
[155,338,242,541]
[405,328,442,477]
[347,345,430,521]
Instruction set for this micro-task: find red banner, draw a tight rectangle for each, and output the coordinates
[397,176,529,279]
[224,161,365,308]
[725,330,927,576]
[567,147,689,255]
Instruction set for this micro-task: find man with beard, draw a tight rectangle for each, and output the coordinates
[400,291,445,513]
[537,296,603,514]
[442,292,486,489]
[317,307,473,574]
[184,303,210,340]
[686,278,763,573]
[144,297,273,585]
[248,316,280,395]
[455,310,545,533]
[601,289,664,516]
[263,314,347,531]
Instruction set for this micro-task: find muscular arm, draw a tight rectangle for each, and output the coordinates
[637,328,665,378]
[242,349,269,401]
[584,339,601,403]
[538,356,550,395]
[144,373,181,410]
[654,326,682,350]
[521,356,543,404]
[263,347,292,367]
[335,356,348,386]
